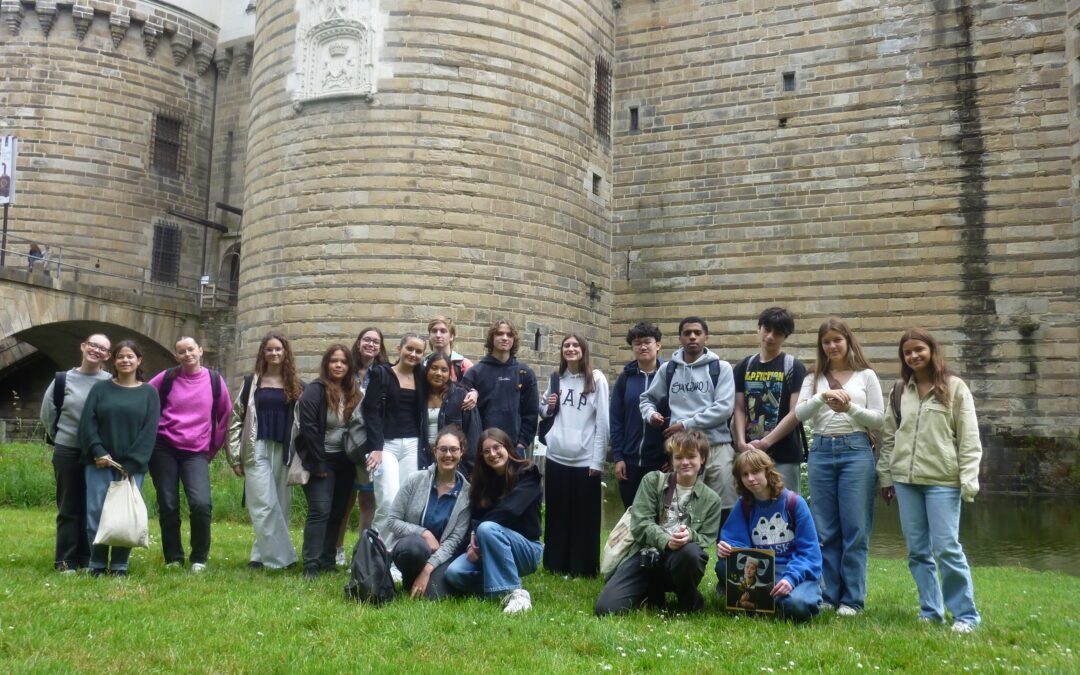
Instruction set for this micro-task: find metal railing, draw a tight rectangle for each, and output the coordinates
[1,232,236,308]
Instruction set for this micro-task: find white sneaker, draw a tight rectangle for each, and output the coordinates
[952,621,976,634]
[837,604,859,617]
[501,588,532,614]
[191,562,207,573]
[335,547,347,567]
[819,602,835,612]
[390,564,403,586]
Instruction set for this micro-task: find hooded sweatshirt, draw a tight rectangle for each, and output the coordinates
[461,354,539,451]
[639,347,735,445]
[610,359,667,468]
[540,369,610,471]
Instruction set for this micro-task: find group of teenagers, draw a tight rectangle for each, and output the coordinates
[41,309,983,630]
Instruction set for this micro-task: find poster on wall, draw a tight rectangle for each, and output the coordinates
[0,136,16,205]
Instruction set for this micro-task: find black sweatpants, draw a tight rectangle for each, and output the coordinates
[594,542,708,616]
[301,452,354,573]
[53,444,90,570]
[391,534,453,599]
[543,459,601,577]
[617,458,667,510]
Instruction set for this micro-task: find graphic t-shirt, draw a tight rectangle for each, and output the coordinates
[733,353,807,464]
[661,484,693,534]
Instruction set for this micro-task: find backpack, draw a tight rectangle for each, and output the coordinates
[889,379,904,427]
[452,360,465,383]
[743,353,808,460]
[159,366,223,451]
[740,489,798,528]
[344,528,395,605]
[45,371,68,445]
[537,371,560,445]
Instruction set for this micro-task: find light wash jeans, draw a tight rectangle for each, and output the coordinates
[444,521,543,596]
[245,439,297,568]
[85,465,145,572]
[894,482,980,625]
[371,437,419,546]
[774,563,821,622]
[807,432,875,609]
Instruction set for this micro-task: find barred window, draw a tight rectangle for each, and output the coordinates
[151,222,182,285]
[593,56,611,144]
[152,114,184,176]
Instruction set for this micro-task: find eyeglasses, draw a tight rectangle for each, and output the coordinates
[360,337,381,345]
[84,342,111,355]
[434,445,461,455]
[481,444,505,457]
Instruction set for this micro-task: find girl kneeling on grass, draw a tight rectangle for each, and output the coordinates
[444,428,543,614]
[385,426,471,599]
[716,448,822,622]
[878,329,981,633]
[595,429,722,616]
[78,340,160,576]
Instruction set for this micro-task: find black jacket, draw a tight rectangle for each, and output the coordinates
[417,380,482,475]
[295,380,328,474]
[610,359,667,468]
[361,363,425,452]
[461,355,539,452]
[472,464,542,541]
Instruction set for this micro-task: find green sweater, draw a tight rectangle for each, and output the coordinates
[78,381,161,475]
[625,470,723,565]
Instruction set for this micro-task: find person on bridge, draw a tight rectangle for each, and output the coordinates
[148,336,232,573]
[40,333,113,573]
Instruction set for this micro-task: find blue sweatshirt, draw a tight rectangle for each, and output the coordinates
[717,489,821,588]
[609,359,667,468]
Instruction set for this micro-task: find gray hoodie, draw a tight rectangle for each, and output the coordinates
[40,368,113,448]
[639,347,735,445]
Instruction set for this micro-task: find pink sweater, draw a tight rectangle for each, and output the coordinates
[149,367,232,456]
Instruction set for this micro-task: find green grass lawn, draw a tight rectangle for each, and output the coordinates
[0,443,1077,672]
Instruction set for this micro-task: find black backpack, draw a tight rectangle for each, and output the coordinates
[344,529,395,605]
[537,371,560,445]
[45,371,68,445]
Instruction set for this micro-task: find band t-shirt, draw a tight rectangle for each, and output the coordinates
[733,353,807,465]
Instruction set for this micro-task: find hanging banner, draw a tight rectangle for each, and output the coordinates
[0,136,16,205]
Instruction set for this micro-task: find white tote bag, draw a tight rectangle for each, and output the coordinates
[93,468,149,549]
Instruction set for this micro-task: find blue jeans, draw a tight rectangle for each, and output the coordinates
[444,521,543,596]
[894,482,980,625]
[807,432,875,609]
[85,465,145,572]
[775,564,822,622]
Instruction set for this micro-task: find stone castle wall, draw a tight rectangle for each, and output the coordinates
[0,0,219,289]
[239,0,617,374]
[611,0,1079,489]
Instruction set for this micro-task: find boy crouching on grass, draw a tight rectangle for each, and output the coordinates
[595,430,722,616]
[717,448,822,622]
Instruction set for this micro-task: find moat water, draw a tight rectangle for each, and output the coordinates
[598,481,1080,576]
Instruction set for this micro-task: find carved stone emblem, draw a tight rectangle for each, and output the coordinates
[291,0,380,110]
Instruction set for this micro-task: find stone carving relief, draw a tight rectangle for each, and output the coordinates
[290,0,381,110]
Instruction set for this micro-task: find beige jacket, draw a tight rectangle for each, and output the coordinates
[877,376,982,501]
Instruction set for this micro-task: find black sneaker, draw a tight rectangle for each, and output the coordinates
[247,561,265,570]
[108,569,128,578]
[90,568,108,578]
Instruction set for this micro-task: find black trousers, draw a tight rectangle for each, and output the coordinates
[617,458,667,510]
[391,534,453,599]
[149,442,213,565]
[594,542,708,616]
[301,452,354,573]
[543,459,601,577]
[53,444,90,570]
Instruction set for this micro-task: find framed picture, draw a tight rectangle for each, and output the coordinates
[724,548,776,614]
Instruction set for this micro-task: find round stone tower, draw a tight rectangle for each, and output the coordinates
[0,0,220,286]
[239,0,616,371]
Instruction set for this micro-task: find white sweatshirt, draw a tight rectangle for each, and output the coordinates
[541,369,610,471]
[795,369,884,435]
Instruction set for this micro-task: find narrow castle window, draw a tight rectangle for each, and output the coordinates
[151,221,182,285]
[594,56,611,143]
[592,172,601,196]
[629,106,639,132]
[782,71,796,92]
[152,114,184,176]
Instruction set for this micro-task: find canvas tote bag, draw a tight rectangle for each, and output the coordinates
[93,458,149,549]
